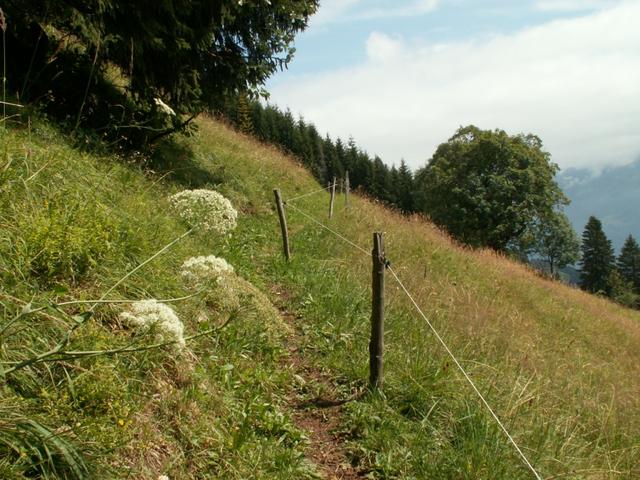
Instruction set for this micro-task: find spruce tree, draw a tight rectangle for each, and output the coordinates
[397,160,415,212]
[335,138,348,176]
[617,235,640,292]
[3,0,318,144]
[579,216,615,294]
[236,93,253,135]
[322,135,339,183]
[344,139,361,187]
[369,157,391,200]
[389,165,401,207]
[250,102,268,141]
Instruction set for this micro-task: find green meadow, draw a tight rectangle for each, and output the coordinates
[1,115,639,479]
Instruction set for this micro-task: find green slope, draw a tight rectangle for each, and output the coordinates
[1,115,639,479]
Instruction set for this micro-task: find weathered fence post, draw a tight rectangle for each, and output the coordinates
[369,232,385,390]
[345,171,350,208]
[273,189,291,261]
[329,177,337,219]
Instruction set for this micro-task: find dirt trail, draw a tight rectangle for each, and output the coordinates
[273,287,364,479]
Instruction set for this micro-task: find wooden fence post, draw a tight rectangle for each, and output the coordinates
[273,189,291,261]
[369,232,385,390]
[329,177,336,219]
[345,171,350,208]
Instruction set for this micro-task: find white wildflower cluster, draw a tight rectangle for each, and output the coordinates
[180,254,240,318]
[154,98,175,116]
[180,255,234,286]
[120,300,185,352]
[169,189,237,235]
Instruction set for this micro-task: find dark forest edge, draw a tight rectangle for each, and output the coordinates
[1,1,318,148]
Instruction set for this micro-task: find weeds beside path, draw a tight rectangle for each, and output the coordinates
[272,285,364,480]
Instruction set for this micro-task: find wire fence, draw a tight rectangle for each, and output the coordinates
[285,184,333,203]
[279,184,543,480]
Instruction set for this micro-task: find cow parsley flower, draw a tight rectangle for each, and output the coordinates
[180,255,234,285]
[120,300,185,352]
[169,189,237,235]
[154,98,175,116]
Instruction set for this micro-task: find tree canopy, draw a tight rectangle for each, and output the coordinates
[3,0,317,144]
[526,209,580,275]
[415,125,567,250]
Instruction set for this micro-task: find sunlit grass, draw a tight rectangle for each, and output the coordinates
[193,117,640,479]
[1,114,639,478]
[0,119,316,479]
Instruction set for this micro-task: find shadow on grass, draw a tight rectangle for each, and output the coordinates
[297,397,349,410]
[297,389,367,410]
[148,138,224,189]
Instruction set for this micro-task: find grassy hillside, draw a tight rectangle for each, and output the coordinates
[1,115,639,479]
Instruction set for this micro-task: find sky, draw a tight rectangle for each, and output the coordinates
[266,0,640,173]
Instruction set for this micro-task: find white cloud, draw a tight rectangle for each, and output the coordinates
[366,32,404,62]
[311,0,439,27]
[357,0,439,20]
[534,0,620,12]
[270,3,640,172]
[310,0,361,27]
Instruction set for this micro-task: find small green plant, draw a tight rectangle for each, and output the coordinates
[19,196,127,283]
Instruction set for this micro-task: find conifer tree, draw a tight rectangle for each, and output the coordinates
[343,139,361,187]
[579,216,615,294]
[250,102,268,140]
[323,136,342,182]
[312,134,327,182]
[279,109,296,152]
[370,157,392,201]
[397,160,415,212]
[236,93,253,135]
[3,0,318,144]
[617,235,640,292]
[389,165,401,207]
[334,138,347,178]
[291,117,311,164]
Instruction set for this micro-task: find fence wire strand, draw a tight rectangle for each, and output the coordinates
[387,266,543,480]
[281,201,543,480]
[285,202,371,257]
[285,184,333,203]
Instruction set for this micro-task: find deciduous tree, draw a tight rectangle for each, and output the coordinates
[527,210,580,276]
[415,125,567,250]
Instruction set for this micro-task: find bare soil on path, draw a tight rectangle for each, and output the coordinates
[272,286,364,480]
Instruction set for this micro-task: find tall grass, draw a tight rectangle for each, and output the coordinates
[2,113,639,478]
[0,404,88,480]
[191,117,640,479]
[0,120,317,478]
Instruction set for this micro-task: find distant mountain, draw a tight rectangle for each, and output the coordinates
[558,159,640,253]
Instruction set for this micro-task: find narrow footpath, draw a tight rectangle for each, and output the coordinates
[272,286,364,480]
